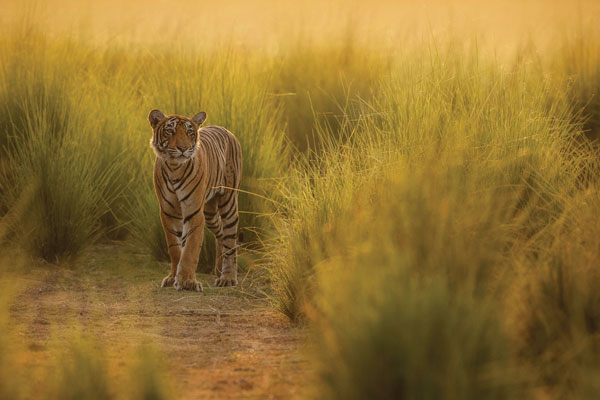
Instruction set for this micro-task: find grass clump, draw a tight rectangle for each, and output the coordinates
[37,334,174,400]
[270,42,577,321]
[273,34,392,151]
[0,30,136,260]
[0,290,23,400]
[551,26,600,140]
[303,167,528,399]
[0,109,122,261]
[511,188,600,397]
[268,39,591,398]
[313,273,518,399]
[52,337,113,400]
[128,345,174,400]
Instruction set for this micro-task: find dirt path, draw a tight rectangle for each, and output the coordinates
[5,245,307,399]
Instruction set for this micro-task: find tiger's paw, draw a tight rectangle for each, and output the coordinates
[174,276,203,292]
[215,275,238,287]
[161,274,176,288]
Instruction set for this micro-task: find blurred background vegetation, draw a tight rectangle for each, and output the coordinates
[1,0,599,398]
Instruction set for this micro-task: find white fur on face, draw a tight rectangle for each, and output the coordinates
[165,118,177,130]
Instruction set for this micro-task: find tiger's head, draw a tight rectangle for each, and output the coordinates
[148,110,207,163]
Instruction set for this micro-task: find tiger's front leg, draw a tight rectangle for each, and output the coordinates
[154,167,184,289]
[173,207,205,292]
[159,211,182,288]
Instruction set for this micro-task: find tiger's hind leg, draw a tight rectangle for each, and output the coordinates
[203,199,224,278]
[215,190,239,287]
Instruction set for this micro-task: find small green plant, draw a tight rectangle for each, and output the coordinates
[51,338,112,400]
[128,345,175,400]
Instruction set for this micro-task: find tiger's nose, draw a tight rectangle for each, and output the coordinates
[177,146,186,152]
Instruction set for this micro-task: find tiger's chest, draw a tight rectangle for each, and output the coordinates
[166,161,225,206]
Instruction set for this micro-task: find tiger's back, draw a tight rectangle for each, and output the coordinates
[198,125,242,206]
[197,125,243,285]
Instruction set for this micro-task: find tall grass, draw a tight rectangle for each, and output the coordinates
[268,40,599,397]
[270,43,577,319]
[0,32,127,260]
[551,28,600,140]
[510,187,600,397]
[313,268,520,399]
[272,32,392,151]
[1,2,600,398]
[0,27,287,264]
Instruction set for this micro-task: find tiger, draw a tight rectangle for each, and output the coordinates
[147,109,242,291]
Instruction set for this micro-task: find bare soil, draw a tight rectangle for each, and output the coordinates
[4,244,308,399]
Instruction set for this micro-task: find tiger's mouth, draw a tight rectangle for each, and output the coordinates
[166,148,195,160]
[167,154,191,163]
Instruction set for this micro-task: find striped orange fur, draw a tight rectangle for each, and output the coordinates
[148,110,242,291]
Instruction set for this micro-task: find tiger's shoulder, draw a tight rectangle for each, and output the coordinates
[199,125,236,137]
[198,125,241,148]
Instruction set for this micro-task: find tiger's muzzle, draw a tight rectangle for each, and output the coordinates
[166,146,195,160]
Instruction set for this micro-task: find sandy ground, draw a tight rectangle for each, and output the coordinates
[4,244,308,399]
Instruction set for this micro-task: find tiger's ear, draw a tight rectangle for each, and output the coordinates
[148,109,166,129]
[191,111,207,126]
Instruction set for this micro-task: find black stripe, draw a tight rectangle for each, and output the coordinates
[178,161,192,181]
[222,233,236,241]
[222,217,238,230]
[167,229,182,237]
[180,170,202,191]
[180,178,202,202]
[220,200,236,219]
[222,207,237,221]
[158,186,175,209]
[219,187,235,205]
[183,207,202,224]
[175,162,195,190]
[181,226,200,242]
[161,168,175,193]
[162,209,182,219]
[153,127,160,146]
